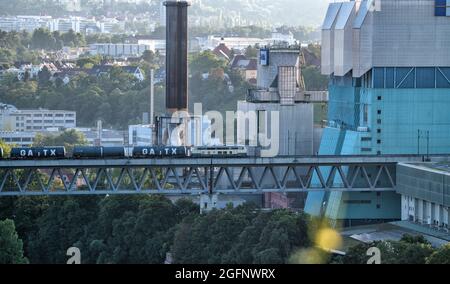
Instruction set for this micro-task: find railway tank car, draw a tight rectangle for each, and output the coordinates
[132,146,189,158]
[10,147,66,159]
[191,146,248,157]
[73,146,126,159]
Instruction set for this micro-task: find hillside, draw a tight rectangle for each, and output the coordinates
[191,0,329,27]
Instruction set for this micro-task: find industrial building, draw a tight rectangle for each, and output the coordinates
[128,124,153,146]
[397,163,449,231]
[305,0,450,226]
[238,46,327,156]
[88,43,152,58]
[0,131,35,147]
[237,46,327,208]
[0,16,122,34]
[0,104,76,132]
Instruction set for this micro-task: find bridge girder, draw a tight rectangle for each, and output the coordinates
[0,156,417,196]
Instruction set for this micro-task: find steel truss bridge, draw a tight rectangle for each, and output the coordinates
[0,155,443,197]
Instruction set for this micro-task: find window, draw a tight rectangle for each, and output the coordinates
[55,114,64,117]
[33,120,42,123]
[343,200,372,204]
[377,119,382,124]
[377,129,381,134]
[363,104,369,124]
[44,120,53,123]
[34,114,42,117]
[377,140,381,144]
[65,120,75,124]
[435,0,450,16]
[377,110,381,115]
[377,96,382,101]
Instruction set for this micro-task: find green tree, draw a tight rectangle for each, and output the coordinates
[33,129,88,151]
[253,248,283,264]
[302,66,328,91]
[0,219,28,264]
[27,197,99,264]
[0,140,11,156]
[189,51,227,75]
[426,244,450,264]
[32,28,55,50]
[341,235,435,264]
[76,55,103,68]
[38,66,52,85]
[244,45,258,58]
[142,50,155,64]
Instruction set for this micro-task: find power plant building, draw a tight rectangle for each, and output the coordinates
[305,0,450,226]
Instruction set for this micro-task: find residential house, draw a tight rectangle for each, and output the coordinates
[230,54,257,84]
[89,65,145,81]
[213,43,232,61]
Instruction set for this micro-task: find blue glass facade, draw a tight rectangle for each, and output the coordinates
[435,0,450,16]
[305,66,450,224]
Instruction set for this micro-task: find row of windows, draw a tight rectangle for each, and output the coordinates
[25,120,75,124]
[371,67,450,89]
[0,137,33,142]
[343,200,372,204]
[20,113,74,118]
[360,137,382,144]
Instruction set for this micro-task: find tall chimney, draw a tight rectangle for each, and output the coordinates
[149,69,155,126]
[164,0,189,112]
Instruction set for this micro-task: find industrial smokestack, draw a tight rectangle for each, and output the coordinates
[150,69,155,126]
[164,0,189,112]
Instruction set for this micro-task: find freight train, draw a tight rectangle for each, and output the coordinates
[0,145,248,160]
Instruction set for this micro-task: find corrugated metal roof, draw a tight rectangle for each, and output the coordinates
[335,1,355,30]
[353,0,371,29]
[322,2,342,30]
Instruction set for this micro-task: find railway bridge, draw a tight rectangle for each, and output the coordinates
[0,155,446,197]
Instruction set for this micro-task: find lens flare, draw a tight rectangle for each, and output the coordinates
[316,228,343,251]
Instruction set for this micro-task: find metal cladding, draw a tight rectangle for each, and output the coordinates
[73,146,126,159]
[102,147,126,158]
[164,0,189,110]
[132,146,188,158]
[73,146,103,158]
[10,147,66,159]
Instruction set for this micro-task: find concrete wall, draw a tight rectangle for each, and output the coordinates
[334,1,356,76]
[237,101,314,156]
[397,164,450,208]
[257,49,300,89]
[322,0,450,77]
